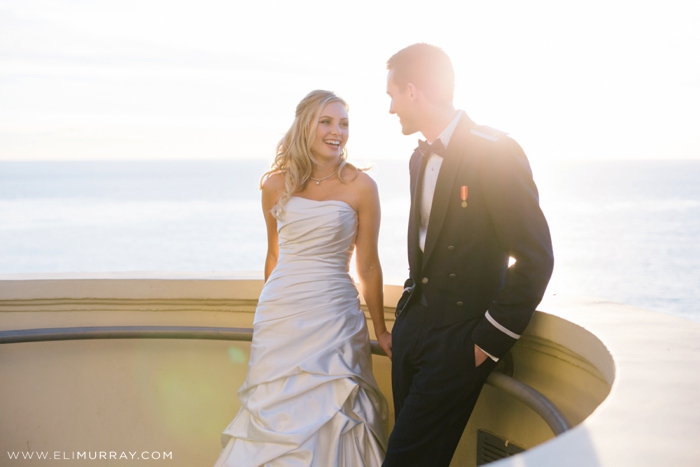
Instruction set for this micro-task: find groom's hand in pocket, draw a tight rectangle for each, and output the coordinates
[474,344,488,367]
[378,331,392,360]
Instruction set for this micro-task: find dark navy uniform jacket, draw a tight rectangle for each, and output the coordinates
[397,113,554,358]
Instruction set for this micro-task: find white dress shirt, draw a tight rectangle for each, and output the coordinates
[419,110,463,252]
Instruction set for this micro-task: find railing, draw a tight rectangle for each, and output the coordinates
[0,325,571,435]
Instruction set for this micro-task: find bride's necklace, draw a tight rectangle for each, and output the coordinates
[309,167,339,185]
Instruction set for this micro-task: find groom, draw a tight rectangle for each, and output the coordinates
[384,44,554,466]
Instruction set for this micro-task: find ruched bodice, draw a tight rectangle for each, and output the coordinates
[215,196,388,467]
[276,197,357,267]
[255,197,360,327]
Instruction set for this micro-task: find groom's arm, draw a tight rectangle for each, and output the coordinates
[470,137,554,359]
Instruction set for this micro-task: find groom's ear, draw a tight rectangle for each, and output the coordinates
[406,83,418,100]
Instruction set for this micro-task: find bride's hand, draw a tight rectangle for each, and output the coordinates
[377,331,392,360]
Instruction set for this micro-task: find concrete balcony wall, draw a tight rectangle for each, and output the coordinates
[6,273,686,466]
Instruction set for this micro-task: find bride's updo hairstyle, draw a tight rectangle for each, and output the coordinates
[261,90,357,218]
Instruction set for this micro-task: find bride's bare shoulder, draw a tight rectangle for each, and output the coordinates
[262,172,285,192]
[261,172,286,208]
[343,169,378,206]
[353,170,378,191]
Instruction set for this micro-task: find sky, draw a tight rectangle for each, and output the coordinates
[1,0,699,164]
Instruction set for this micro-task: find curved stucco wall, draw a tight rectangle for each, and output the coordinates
[0,273,632,466]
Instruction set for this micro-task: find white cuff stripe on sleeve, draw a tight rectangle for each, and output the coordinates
[485,311,521,340]
[475,344,500,362]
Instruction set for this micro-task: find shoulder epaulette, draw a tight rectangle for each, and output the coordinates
[470,125,508,142]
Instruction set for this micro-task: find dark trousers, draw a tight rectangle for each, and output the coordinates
[383,301,496,467]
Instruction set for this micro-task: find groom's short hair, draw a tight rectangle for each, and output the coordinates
[387,43,455,104]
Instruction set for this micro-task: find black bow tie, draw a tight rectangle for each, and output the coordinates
[418,139,445,157]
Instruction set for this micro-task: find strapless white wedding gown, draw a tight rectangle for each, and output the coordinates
[214,196,388,467]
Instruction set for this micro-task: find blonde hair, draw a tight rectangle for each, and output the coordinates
[261,90,357,218]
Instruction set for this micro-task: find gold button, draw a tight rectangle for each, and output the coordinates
[447,246,455,250]
[449,273,456,278]
[456,301,463,306]
[422,277,429,284]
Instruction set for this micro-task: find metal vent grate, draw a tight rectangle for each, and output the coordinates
[476,430,525,465]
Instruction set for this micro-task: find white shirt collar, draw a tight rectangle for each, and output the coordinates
[433,110,463,149]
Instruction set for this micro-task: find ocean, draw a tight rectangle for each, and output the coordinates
[1,160,699,322]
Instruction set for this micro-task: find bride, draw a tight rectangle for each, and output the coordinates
[214,90,391,467]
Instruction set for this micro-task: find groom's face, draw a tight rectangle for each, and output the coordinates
[387,70,419,136]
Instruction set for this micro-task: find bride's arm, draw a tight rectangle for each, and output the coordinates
[354,173,392,359]
[261,174,283,282]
